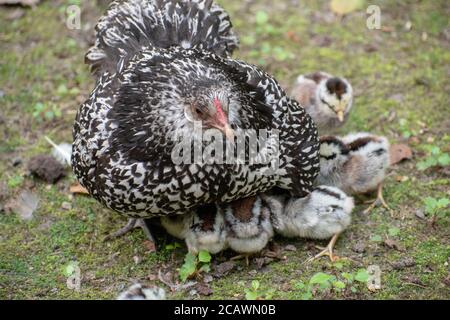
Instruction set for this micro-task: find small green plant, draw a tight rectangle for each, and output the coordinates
[165,242,182,251]
[7,174,24,188]
[417,145,450,170]
[294,269,369,299]
[388,227,400,237]
[63,261,79,277]
[32,102,62,122]
[244,280,275,300]
[398,119,417,139]
[424,197,450,225]
[245,280,262,300]
[242,10,294,63]
[370,234,383,242]
[179,250,211,282]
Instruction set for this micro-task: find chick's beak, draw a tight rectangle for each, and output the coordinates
[336,102,347,122]
[337,110,345,122]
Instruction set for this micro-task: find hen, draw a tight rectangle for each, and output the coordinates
[72,0,319,238]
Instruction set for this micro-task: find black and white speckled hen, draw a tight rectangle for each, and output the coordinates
[72,0,320,237]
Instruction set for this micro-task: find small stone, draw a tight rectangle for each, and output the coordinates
[415,209,426,220]
[11,157,22,167]
[352,242,366,253]
[284,244,297,251]
[189,289,197,296]
[61,202,72,210]
[202,274,213,283]
[404,21,412,31]
[133,255,141,265]
[28,155,66,183]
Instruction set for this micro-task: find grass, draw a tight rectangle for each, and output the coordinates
[0,0,449,300]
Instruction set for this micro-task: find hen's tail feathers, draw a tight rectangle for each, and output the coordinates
[86,0,239,77]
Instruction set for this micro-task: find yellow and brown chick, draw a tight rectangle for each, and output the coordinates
[291,71,353,133]
[317,132,391,213]
[221,196,274,265]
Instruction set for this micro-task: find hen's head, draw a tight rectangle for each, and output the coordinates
[184,86,235,141]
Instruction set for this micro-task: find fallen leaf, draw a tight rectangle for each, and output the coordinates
[402,275,425,287]
[384,239,404,251]
[213,261,235,278]
[195,283,213,296]
[395,175,409,182]
[70,183,89,195]
[281,282,292,292]
[6,190,39,220]
[391,257,416,270]
[390,144,413,165]
[364,44,378,53]
[330,0,364,15]
[442,275,450,287]
[285,30,300,43]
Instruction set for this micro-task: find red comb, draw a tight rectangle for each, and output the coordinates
[213,97,226,124]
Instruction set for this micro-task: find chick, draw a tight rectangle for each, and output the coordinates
[222,196,274,266]
[117,283,166,300]
[269,186,354,262]
[185,204,228,255]
[291,71,353,132]
[161,204,227,255]
[317,133,391,213]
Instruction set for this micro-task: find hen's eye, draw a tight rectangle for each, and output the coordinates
[195,107,203,115]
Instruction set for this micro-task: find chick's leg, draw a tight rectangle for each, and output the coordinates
[307,233,340,263]
[363,184,391,214]
[230,254,251,266]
